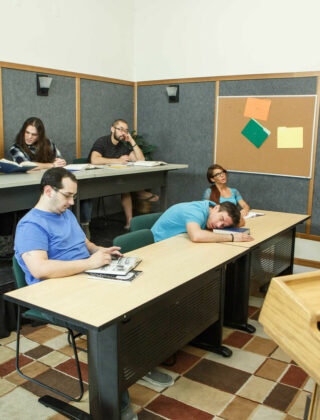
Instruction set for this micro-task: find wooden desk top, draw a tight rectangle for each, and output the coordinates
[0,164,188,189]
[5,235,246,330]
[227,209,309,248]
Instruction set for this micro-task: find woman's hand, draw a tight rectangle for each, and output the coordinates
[53,158,66,167]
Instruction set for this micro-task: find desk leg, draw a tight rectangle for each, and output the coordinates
[224,254,256,334]
[160,172,168,211]
[88,325,120,420]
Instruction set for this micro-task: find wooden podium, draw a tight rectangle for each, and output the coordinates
[259,271,320,420]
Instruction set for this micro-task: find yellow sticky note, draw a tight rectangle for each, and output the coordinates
[277,127,303,148]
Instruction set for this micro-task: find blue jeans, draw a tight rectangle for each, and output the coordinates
[80,200,93,223]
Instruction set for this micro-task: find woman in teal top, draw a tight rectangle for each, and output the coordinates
[203,164,250,220]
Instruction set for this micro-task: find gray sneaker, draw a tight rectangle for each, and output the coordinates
[121,405,138,420]
[142,368,174,387]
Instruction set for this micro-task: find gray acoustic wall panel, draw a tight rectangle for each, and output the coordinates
[311,111,320,234]
[138,82,216,206]
[80,79,134,215]
[80,79,134,159]
[2,68,76,163]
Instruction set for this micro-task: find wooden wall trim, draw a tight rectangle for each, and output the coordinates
[306,76,320,233]
[0,61,134,86]
[294,257,320,269]
[137,71,320,86]
[76,77,81,158]
[296,232,320,242]
[213,80,219,162]
[0,67,3,158]
[134,82,138,132]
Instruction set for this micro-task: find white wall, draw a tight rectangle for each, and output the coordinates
[0,0,134,80]
[295,238,320,262]
[134,0,320,81]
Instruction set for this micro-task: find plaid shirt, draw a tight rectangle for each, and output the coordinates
[10,139,62,164]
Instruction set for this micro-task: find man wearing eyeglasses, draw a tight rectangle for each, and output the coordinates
[14,167,140,420]
[89,119,158,229]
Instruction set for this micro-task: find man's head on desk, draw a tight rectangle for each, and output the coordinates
[36,168,78,215]
[206,202,240,230]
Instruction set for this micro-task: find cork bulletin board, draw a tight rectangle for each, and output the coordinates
[214,95,317,178]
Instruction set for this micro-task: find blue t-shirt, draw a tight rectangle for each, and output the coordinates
[202,187,243,205]
[151,200,216,242]
[14,208,90,285]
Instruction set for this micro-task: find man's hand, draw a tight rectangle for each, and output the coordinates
[124,132,135,145]
[95,246,122,258]
[88,249,112,269]
[118,155,131,164]
[233,233,254,242]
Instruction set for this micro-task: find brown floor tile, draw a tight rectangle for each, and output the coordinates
[55,358,88,383]
[185,359,251,394]
[24,326,64,344]
[129,383,158,407]
[280,365,308,389]
[22,368,88,401]
[255,358,288,381]
[146,394,212,420]
[48,414,69,420]
[284,415,301,420]
[58,345,75,357]
[6,361,50,385]
[248,306,259,318]
[263,383,298,411]
[162,350,200,374]
[20,323,46,336]
[138,409,166,419]
[244,336,277,356]
[221,396,257,420]
[0,355,33,377]
[25,345,53,359]
[223,331,253,349]
[182,345,207,358]
[250,309,261,321]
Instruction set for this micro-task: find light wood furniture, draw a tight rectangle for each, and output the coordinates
[259,271,320,420]
[5,235,246,420]
[0,163,188,219]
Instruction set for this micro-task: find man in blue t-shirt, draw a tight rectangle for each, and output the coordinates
[14,168,172,419]
[151,200,254,243]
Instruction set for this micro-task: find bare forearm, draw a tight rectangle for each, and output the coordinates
[90,155,120,165]
[131,145,145,161]
[32,258,94,280]
[189,230,233,243]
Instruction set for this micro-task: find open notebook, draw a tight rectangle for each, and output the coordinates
[85,256,142,276]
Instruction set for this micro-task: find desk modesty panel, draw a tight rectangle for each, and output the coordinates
[5,235,246,329]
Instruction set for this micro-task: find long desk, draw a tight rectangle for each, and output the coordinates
[0,163,187,219]
[223,210,309,333]
[4,235,246,420]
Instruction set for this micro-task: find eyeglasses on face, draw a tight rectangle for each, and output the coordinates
[213,170,227,178]
[114,126,129,134]
[52,186,77,201]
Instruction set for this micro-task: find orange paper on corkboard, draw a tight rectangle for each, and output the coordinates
[244,97,272,121]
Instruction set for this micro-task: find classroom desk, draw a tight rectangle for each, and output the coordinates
[0,163,187,218]
[4,235,246,420]
[223,210,309,333]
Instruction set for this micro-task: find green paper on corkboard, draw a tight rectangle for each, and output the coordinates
[241,119,271,148]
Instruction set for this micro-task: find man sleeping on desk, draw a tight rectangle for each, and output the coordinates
[151,200,254,243]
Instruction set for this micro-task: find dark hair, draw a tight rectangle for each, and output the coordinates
[40,168,77,194]
[15,117,56,163]
[218,201,240,227]
[112,119,128,128]
[206,164,227,203]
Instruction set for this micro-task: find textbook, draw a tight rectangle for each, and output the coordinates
[212,227,250,235]
[65,163,103,171]
[85,256,142,277]
[244,211,265,219]
[0,159,37,173]
[128,161,167,167]
[87,270,142,283]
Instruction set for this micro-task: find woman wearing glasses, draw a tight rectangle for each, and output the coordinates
[10,117,66,170]
[203,164,250,220]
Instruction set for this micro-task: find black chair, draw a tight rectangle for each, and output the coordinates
[12,256,85,403]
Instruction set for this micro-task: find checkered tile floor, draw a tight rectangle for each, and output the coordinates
[0,295,313,420]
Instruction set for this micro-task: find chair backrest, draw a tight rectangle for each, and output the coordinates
[130,212,163,232]
[113,229,154,253]
[73,157,88,164]
[12,255,27,289]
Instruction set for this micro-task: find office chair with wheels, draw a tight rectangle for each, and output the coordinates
[12,256,85,403]
[129,212,163,232]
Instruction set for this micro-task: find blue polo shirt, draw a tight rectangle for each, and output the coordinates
[151,200,216,242]
[15,208,90,285]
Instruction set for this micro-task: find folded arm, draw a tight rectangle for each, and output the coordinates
[186,222,253,243]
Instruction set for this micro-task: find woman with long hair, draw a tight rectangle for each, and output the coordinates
[10,117,66,169]
[204,164,250,221]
